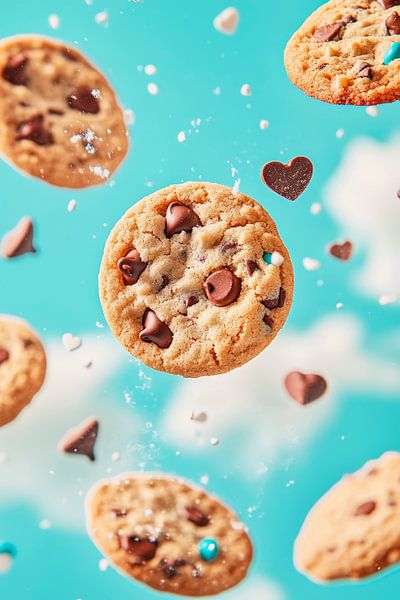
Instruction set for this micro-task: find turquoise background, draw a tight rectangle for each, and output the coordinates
[0,1,399,599]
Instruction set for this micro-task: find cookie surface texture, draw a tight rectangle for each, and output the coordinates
[285,0,400,105]
[86,473,253,596]
[99,181,294,378]
[0,315,46,427]
[294,452,400,581]
[0,35,128,187]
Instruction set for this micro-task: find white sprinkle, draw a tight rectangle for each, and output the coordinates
[310,202,321,215]
[190,411,208,423]
[213,86,221,96]
[0,553,13,574]
[62,333,82,352]
[96,321,104,329]
[271,251,284,267]
[259,119,269,130]
[89,165,110,179]
[91,88,101,99]
[213,7,239,35]
[336,302,344,309]
[210,437,220,446]
[379,294,398,306]
[39,519,51,530]
[232,178,241,193]
[144,64,157,76]
[48,14,60,29]
[111,452,120,462]
[240,83,252,96]
[200,475,209,485]
[147,82,159,95]
[123,109,135,126]
[67,199,76,212]
[95,11,108,25]
[177,130,186,143]
[336,128,345,139]
[303,257,320,271]
[99,558,109,572]
[366,106,379,117]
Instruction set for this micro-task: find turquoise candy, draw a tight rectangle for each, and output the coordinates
[0,541,16,557]
[263,252,272,264]
[384,42,400,66]
[198,538,219,562]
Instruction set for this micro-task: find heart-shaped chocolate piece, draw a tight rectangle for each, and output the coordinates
[261,156,313,201]
[284,371,327,405]
[328,240,353,261]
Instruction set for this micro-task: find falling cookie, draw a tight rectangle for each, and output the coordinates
[86,472,253,596]
[99,182,294,377]
[59,417,99,461]
[284,371,328,405]
[285,0,400,105]
[1,217,35,258]
[0,315,46,427]
[0,35,128,188]
[261,157,313,200]
[295,452,400,581]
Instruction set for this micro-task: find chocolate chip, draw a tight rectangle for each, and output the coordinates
[342,14,357,24]
[245,260,259,276]
[0,348,10,364]
[16,114,54,146]
[262,287,285,310]
[387,11,400,34]
[313,22,344,43]
[22,338,34,348]
[278,287,286,308]
[156,275,169,292]
[139,309,173,349]
[284,371,328,405]
[356,62,372,79]
[67,87,100,114]
[184,506,210,527]
[183,295,199,308]
[61,418,99,461]
[1,217,36,259]
[3,52,28,85]
[221,241,238,255]
[111,508,128,517]
[118,249,147,285]
[328,240,353,261]
[263,314,274,330]
[261,156,313,201]
[48,108,65,116]
[120,535,158,562]
[354,501,376,516]
[163,565,178,579]
[160,558,187,579]
[378,0,400,8]
[203,269,241,307]
[62,47,79,61]
[164,202,201,238]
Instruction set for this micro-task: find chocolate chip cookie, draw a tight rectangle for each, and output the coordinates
[295,452,400,581]
[86,473,253,596]
[99,182,294,378]
[0,35,128,187]
[0,315,46,427]
[285,0,400,105]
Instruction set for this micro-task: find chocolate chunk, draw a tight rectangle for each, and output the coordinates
[1,217,36,258]
[0,348,10,364]
[118,249,147,285]
[184,295,199,308]
[16,114,54,145]
[356,62,372,79]
[156,275,169,292]
[62,47,78,61]
[245,260,259,276]
[378,0,400,8]
[164,202,201,238]
[387,11,400,35]
[67,87,100,114]
[22,338,34,348]
[354,501,376,516]
[120,535,158,562]
[263,314,274,330]
[221,241,238,255]
[342,14,357,24]
[160,558,187,579]
[313,22,344,43]
[3,52,28,85]
[261,156,313,201]
[112,508,128,518]
[328,240,353,261]
[139,309,173,349]
[184,506,210,527]
[203,269,241,307]
[284,371,328,405]
[278,287,286,308]
[263,287,285,310]
[61,418,99,461]
[48,108,65,116]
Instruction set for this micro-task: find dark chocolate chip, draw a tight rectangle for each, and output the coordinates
[278,287,286,308]
[120,535,158,562]
[203,269,241,307]
[0,347,10,364]
[1,217,36,258]
[184,295,199,308]
[67,87,100,113]
[22,338,34,348]
[261,156,313,201]
[284,372,328,405]
[16,114,54,146]
[313,22,344,43]
[354,501,376,516]
[262,287,285,310]
[111,508,128,517]
[356,62,373,79]
[387,11,400,34]
[328,240,353,261]
[48,108,65,116]
[61,418,99,461]
[378,0,400,8]
[245,260,259,276]
[263,314,274,330]
[156,275,169,292]
[3,52,28,85]
[221,241,238,255]
[184,506,210,527]
[164,202,201,238]
[342,14,357,24]
[62,47,79,61]
[118,249,147,285]
[139,309,173,349]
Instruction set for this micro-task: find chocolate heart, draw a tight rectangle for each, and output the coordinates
[328,240,353,261]
[261,156,313,201]
[284,371,327,405]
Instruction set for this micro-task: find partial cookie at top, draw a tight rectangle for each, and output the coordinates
[0,315,46,427]
[294,452,400,581]
[86,472,253,596]
[285,0,400,105]
[99,182,294,378]
[0,35,128,188]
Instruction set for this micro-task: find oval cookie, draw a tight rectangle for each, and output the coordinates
[86,473,253,596]
[99,181,294,378]
[0,315,46,427]
[0,35,128,187]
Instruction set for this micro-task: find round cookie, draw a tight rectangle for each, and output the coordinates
[99,182,294,378]
[0,315,46,427]
[86,472,253,596]
[285,0,400,106]
[0,35,128,188]
[294,452,400,582]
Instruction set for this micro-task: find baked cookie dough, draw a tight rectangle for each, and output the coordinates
[285,0,400,105]
[99,182,294,378]
[0,315,46,427]
[0,35,128,187]
[294,452,400,581]
[86,473,253,596]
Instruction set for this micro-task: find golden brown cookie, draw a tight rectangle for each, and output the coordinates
[285,0,400,105]
[86,473,253,596]
[0,315,46,427]
[0,35,128,187]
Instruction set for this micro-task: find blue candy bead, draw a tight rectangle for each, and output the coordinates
[0,541,16,557]
[263,252,272,264]
[198,538,219,562]
[384,42,400,66]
